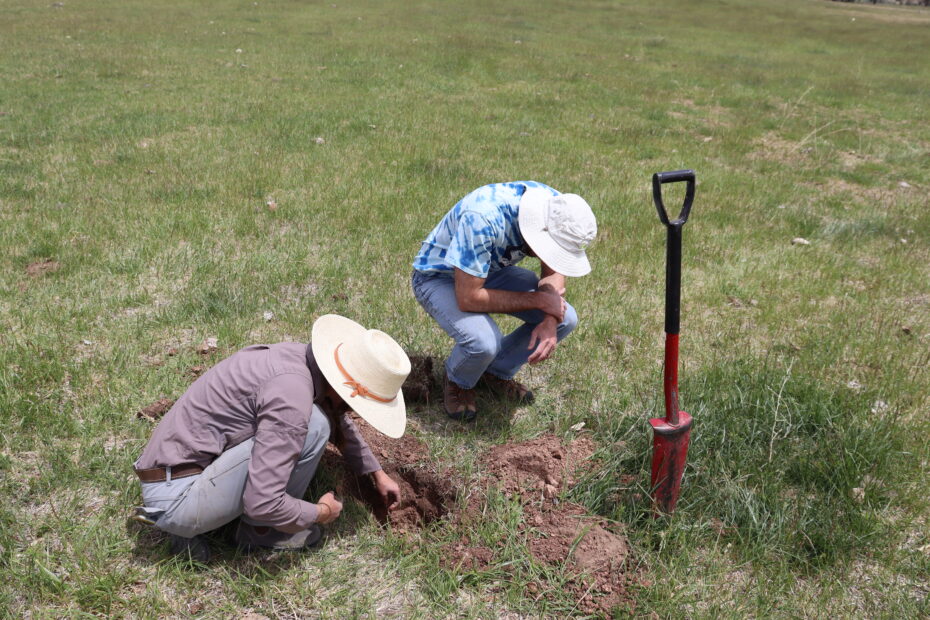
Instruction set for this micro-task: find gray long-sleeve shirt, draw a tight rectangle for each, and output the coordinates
[136,342,380,532]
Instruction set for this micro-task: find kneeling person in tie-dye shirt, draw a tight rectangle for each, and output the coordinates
[411,181,597,421]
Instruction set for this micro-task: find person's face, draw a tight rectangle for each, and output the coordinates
[322,382,352,416]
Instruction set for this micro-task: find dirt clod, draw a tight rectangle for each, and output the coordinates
[26,259,59,277]
[137,398,175,422]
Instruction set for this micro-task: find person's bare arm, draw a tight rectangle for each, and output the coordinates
[527,261,568,363]
[454,268,565,321]
[537,261,567,297]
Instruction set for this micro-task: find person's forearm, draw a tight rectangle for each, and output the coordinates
[456,287,546,314]
[538,264,566,296]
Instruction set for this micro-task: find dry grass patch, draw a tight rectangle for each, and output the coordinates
[824,3,930,25]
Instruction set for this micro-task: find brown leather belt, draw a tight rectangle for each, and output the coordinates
[135,463,204,483]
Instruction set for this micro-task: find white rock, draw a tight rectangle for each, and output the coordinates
[314,137,325,145]
[791,237,811,246]
[263,311,274,322]
[569,421,586,432]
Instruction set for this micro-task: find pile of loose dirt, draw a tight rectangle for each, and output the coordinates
[480,433,596,500]
[327,426,635,614]
[457,434,634,615]
[524,502,632,615]
[325,414,456,532]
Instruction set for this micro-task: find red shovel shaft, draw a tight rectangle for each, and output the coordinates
[650,332,692,514]
[649,170,696,515]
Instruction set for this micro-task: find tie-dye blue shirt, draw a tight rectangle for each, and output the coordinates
[413,181,559,278]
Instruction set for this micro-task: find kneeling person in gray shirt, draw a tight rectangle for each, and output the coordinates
[133,314,410,561]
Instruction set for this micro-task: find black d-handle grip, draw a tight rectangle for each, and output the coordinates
[652,169,695,227]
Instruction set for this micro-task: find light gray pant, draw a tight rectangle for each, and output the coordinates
[137,406,331,539]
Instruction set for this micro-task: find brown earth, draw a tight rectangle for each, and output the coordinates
[324,414,455,531]
[26,259,59,277]
[341,427,636,615]
[402,354,437,403]
[136,398,175,421]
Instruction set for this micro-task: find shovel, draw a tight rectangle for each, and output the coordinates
[649,169,696,515]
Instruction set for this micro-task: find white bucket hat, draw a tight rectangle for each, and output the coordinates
[518,188,597,277]
[311,314,410,438]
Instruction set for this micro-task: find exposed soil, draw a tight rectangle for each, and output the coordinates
[324,414,455,532]
[402,354,437,403]
[136,398,175,422]
[480,433,596,500]
[523,502,633,616]
[26,259,59,277]
[350,428,637,615]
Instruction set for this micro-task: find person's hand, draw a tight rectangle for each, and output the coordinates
[315,492,343,524]
[528,317,559,364]
[372,470,401,511]
[536,290,566,322]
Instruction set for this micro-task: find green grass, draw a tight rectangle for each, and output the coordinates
[2,0,929,616]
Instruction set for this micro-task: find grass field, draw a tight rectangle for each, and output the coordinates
[2,0,929,616]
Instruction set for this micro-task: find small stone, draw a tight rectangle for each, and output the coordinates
[871,400,888,414]
[791,237,811,246]
[262,311,273,322]
[314,137,325,145]
[235,48,243,53]
[898,181,911,189]
[197,337,218,355]
[569,421,586,432]
[846,379,862,391]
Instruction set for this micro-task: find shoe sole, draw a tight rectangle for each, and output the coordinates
[444,407,477,422]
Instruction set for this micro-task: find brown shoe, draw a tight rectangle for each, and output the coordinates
[443,372,477,422]
[480,373,535,404]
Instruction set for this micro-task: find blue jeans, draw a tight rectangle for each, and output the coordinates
[137,407,331,538]
[411,268,578,389]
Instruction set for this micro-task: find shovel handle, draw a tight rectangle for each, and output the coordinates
[652,170,695,227]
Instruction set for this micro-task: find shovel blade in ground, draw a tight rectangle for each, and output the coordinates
[649,411,692,515]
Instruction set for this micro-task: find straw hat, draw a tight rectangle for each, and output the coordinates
[311,314,410,438]
[518,188,597,277]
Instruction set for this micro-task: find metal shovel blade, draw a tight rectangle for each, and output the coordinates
[649,411,693,515]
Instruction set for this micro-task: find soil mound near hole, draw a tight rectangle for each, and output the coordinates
[526,502,632,615]
[331,426,635,614]
[480,433,595,500]
[465,434,635,614]
[326,414,456,531]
